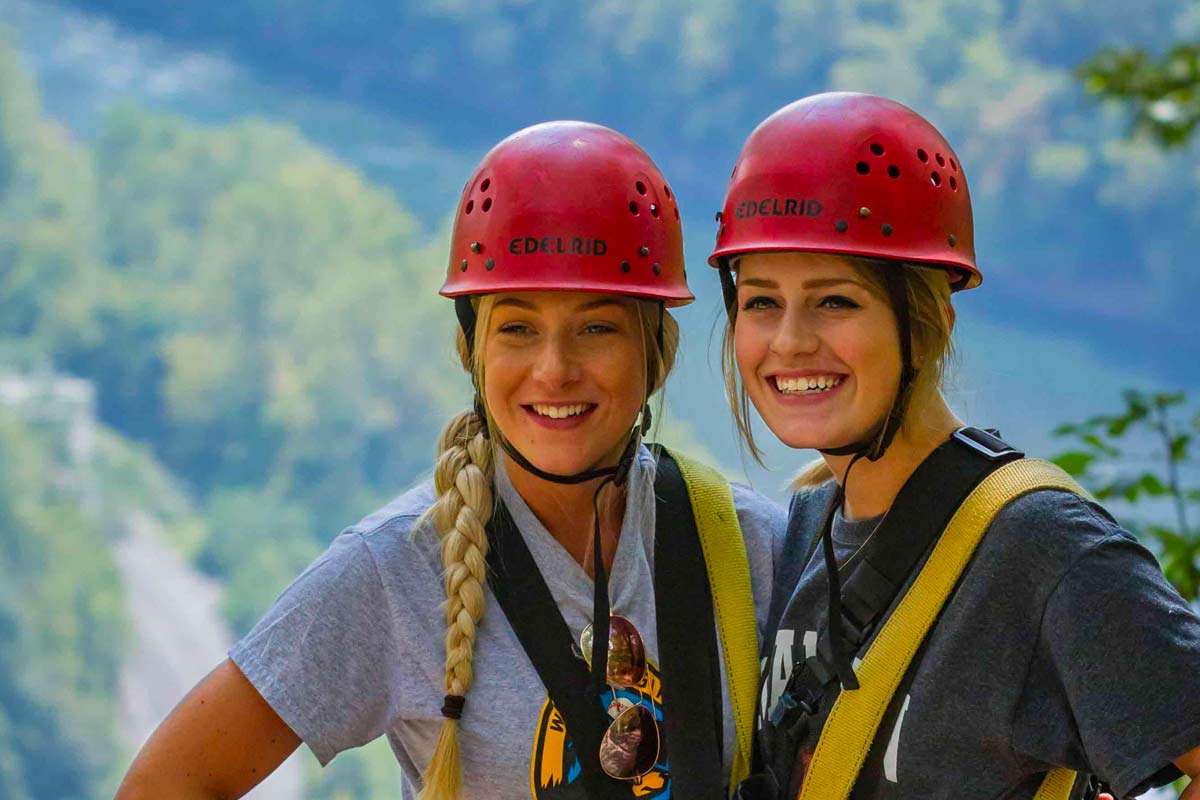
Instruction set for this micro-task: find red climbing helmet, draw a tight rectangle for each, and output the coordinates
[441,121,692,305]
[709,92,980,290]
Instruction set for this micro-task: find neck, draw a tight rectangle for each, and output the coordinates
[504,455,628,576]
[822,395,962,521]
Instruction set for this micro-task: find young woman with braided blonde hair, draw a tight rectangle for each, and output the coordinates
[115,121,784,800]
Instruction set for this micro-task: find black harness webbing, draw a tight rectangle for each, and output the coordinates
[653,451,726,799]
[746,428,1025,797]
[485,501,623,799]
[485,449,725,798]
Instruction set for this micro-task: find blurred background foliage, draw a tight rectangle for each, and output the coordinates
[0,0,1197,797]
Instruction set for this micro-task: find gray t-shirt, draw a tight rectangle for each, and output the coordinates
[231,446,785,799]
[762,481,1200,799]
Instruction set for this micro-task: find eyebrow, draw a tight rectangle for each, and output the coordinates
[737,277,862,290]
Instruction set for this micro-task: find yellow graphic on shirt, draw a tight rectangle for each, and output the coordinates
[530,660,670,799]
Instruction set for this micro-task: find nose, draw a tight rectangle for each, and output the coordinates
[531,333,581,387]
[768,305,821,358]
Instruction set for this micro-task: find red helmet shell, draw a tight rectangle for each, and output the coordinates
[709,92,980,290]
[441,121,692,306]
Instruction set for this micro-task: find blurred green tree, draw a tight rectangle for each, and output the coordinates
[1053,391,1199,600]
[1079,43,1200,146]
[0,410,126,800]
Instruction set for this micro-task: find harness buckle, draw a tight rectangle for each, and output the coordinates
[952,427,1024,461]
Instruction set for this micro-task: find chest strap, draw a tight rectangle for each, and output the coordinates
[486,449,757,797]
[796,458,1086,800]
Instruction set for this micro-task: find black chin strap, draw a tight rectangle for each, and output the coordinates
[454,293,659,695]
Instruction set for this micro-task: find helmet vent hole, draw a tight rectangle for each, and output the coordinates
[635,181,647,195]
[663,185,672,199]
[881,223,893,236]
[621,260,631,273]
[949,158,958,172]
[856,161,870,175]
[935,153,945,167]
[482,197,493,212]
[870,142,885,156]
[674,207,680,220]
[930,171,942,187]
[887,165,900,179]
[949,176,958,191]
[465,200,474,214]
[480,178,491,192]
[917,148,929,163]
[653,262,662,276]
[650,203,660,218]
[629,201,640,215]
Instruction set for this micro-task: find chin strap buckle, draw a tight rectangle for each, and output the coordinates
[951,427,1023,461]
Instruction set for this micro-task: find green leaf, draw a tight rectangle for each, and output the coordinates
[1170,434,1190,462]
[1107,416,1132,437]
[1052,451,1095,477]
[1153,391,1185,409]
[1082,433,1120,457]
[1186,489,1200,503]
[1139,472,1167,496]
[1051,423,1078,437]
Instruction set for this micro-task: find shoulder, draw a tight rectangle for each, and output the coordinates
[340,479,442,578]
[984,483,1128,565]
[729,481,787,538]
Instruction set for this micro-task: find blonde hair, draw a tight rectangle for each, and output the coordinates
[418,294,678,799]
[719,256,955,489]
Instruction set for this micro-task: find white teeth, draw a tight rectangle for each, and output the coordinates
[532,403,590,419]
[775,375,842,394]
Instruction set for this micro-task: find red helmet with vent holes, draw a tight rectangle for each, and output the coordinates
[441,121,692,306]
[708,92,980,290]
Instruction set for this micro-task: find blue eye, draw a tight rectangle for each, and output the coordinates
[497,322,533,336]
[583,322,617,335]
[820,295,860,309]
[741,295,778,311]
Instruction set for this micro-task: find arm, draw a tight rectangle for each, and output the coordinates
[115,659,301,800]
[1176,745,1200,800]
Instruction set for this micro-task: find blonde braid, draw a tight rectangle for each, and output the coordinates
[418,409,494,800]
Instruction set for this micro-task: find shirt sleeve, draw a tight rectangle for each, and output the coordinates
[230,530,404,765]
[1013,498,1200,798]
[731,483,787,642]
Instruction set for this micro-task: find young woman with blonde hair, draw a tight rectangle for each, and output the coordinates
[115,121,783,800]
[711,93,1200,800]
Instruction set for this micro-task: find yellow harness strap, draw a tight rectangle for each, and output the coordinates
[797,459,1086,800]
[670,450,760,789]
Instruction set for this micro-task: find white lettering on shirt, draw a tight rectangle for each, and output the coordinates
[883,693,911,783]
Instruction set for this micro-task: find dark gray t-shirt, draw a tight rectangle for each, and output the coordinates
[231,447,785,800]
[762,481,1200,799]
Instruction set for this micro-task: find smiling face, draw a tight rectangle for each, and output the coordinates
[480,291,648,476]
[733,251,903,451]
